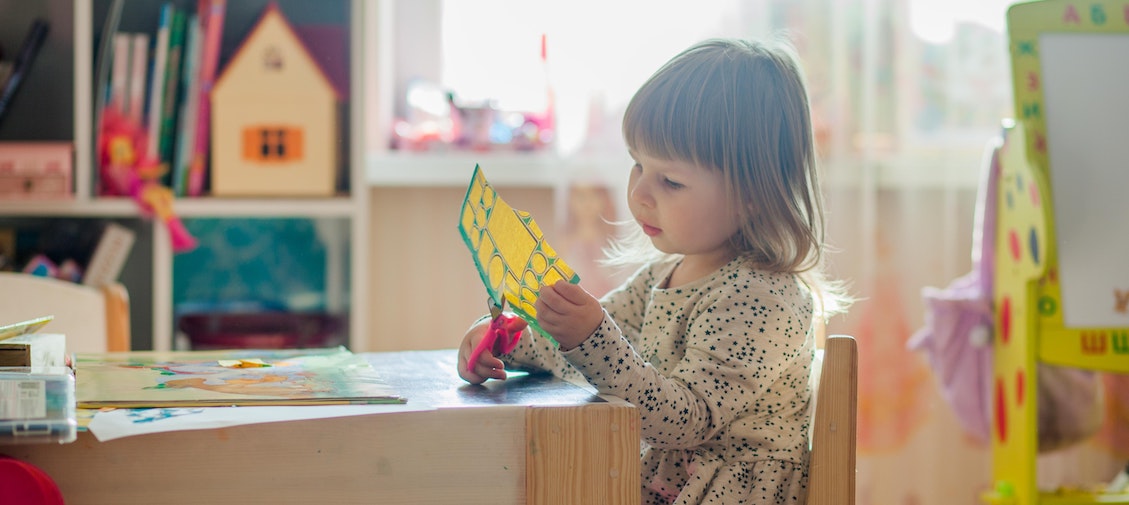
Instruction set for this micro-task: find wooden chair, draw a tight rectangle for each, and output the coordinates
[0,272,130,353]
[807,334,859,505]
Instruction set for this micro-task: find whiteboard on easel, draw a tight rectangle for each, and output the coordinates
[1040,32,1129,328]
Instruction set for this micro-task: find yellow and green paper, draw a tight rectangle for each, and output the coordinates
[458,165,579,341]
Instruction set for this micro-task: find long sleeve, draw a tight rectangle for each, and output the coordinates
[499,262,656,384]
[563,263,814,455]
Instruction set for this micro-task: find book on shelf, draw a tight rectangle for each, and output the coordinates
[109,33,131,116]
[96,1,224,196]
[127,33,150,126]
[145,3,173,165]
[172,13,202,196]
[0,333,66,367]
[108,31,154,131]
[188,0,228,197]
[157,7,188,182]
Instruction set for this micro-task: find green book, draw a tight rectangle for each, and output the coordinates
[158,7,187,183]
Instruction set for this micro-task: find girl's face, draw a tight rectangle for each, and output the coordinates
[627,149,741,266]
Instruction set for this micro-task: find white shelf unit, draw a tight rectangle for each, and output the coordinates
[365,151,636,188]
[0,0,369,352]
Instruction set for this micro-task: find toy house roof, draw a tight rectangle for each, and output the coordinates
[213,1,344,101]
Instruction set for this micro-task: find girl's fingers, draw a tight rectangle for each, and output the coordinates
[460,343,507,383]
[552,280,590,304]
[536,284,565,315]
[458,334,488,384]
[473,352,507,380]
[458,350,484,384]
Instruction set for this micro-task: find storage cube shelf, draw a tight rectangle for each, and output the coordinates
[0,0,369,352]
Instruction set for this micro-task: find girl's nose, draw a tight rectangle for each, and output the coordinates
[629,173,654,208]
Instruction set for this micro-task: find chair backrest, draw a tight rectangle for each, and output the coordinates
[807,334,858,505]
[0,272,130,353]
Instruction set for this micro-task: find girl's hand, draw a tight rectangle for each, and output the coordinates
[457,319,508,384]
[536,280,603,351]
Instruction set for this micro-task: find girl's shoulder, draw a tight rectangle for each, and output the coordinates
[719,256,811,302]
[622,256,680,286]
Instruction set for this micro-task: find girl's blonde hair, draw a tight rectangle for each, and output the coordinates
[612,37,849,315]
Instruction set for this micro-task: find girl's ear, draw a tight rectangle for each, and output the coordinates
[744,200,759,220]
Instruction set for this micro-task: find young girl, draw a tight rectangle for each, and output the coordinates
[458,38,848,505]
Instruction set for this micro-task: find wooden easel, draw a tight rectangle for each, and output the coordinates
[985,1,1129,503]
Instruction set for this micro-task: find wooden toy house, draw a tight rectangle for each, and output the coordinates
[210,2,341,197]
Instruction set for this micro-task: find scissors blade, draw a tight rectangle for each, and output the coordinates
[488,296,505,320]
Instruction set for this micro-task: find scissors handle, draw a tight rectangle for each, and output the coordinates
[465,313,526,377]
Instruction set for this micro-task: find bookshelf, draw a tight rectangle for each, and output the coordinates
[0,0,369,352]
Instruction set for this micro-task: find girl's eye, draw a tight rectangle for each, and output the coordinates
[631,163,642,173]
[663,177,684,189]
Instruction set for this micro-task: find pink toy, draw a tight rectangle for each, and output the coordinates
[99,108,197,252]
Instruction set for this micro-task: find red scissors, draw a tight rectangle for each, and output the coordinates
[465,297,527,376]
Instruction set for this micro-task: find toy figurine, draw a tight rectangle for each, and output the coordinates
[98,108,197,252]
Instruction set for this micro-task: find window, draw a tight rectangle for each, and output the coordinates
[242,126,304,162]
[373,0,1021,186]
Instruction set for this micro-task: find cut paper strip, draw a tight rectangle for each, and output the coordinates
[0,315,54,341]
[217,358,271,368]
[458,164,580,341]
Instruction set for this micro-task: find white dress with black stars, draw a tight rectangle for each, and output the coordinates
[501,254,815,504]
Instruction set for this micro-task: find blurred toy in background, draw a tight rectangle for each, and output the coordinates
[391,34,555,153]
[22,253,57,277]
[390,80,554,153]
[98,108,197,252]
[390,79,462,152]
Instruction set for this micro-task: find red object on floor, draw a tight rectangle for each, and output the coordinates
[0,455,64,504]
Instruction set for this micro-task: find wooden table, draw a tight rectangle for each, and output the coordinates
[4,350,641,504]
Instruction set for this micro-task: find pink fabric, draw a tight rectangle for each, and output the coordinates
[907,140,999,442]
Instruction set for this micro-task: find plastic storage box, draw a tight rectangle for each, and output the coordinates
[0,367,76,444]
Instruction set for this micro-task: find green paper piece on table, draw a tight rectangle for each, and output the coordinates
[457,165,580,341]
[0,315,54,341]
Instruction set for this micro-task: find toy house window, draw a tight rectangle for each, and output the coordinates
[264,46,283,71]
[243,127,304,162]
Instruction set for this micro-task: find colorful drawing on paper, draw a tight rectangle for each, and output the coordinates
[75,347,404,408]
[127,408,206,424]
[458,164,580,339]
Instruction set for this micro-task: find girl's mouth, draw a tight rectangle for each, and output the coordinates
[641,223,661,236]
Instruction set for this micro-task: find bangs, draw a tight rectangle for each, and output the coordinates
[622,51,731,170]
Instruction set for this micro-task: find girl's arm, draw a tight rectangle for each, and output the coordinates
[563,287,812,450]
[498,263,656,380]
